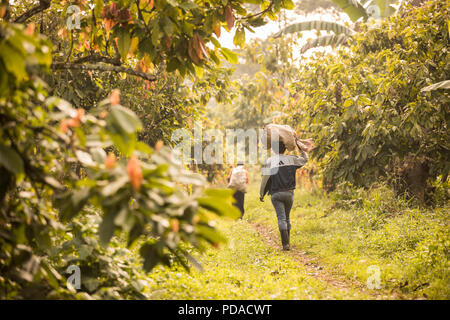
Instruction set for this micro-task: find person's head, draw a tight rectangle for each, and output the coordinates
[236,161,245,167]
[273,141,286,154]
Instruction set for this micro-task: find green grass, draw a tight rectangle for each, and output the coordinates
[244,183,449,299]
[142,219,372,299]
[134,181,448,300]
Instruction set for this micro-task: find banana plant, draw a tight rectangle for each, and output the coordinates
[274,20,355,38]
[333,0,368,21]
[421,80,450,92]
[333,0,399,22]
[275,0,400,53]
[273,20,355,52]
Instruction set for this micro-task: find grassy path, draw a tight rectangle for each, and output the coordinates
[251,222,389,298]
[144,219,372,299]
[243,183,448,300]
[143,184,448,299]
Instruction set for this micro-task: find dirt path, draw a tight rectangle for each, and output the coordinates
[251,222,402,299]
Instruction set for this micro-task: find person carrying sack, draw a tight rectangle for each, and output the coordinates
[227,162,249,218]
[259,125,311,250]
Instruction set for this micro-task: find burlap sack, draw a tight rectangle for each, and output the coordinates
[265,124,297,151]
[264,124,315,152]
[296,138,315,153]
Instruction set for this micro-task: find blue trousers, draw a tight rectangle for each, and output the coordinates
[270,191,294,231]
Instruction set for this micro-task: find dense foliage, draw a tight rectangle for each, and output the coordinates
[245,183,449,299]
[287,0,449,202]
[0,0,448,301]
[3,0,304,298]
[211,34,300,130]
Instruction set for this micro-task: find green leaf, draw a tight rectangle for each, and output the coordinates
[282,0,295,10]
[0,145,24,176]
[233,28,246,48]
[198,190,240,219]
[196,224,227,244]
[166,0,179,7]
[301,34,350,53]
[167,58,180,72]
[99,210,118,247]
[421,80,450,92]
[372,0,397,18]
[43,175,64,190]
[220,48,238,64]
[151,22,161,46]
[113,207,129,226]
[448,19,450,39]
[108,105,143,134]
[204,188,234,198]
[82,277,100,292]
[275,21,355,38]
[136,141,153,154]
[94,0,104,18]
[0,63,8,95]
[140,242,168,272]
[41,261,63,290]
[0,43,27,80]
[101,176,129,197]
[55,187,91,222]
[107,132,136,156]
[210,37,222,48]
[116,28,131,61]
[179,1,199,10]
[78,244,93,260]
[331,0,368,22]
[90,147,107,163]
[247,16,267,27]
[127,223,143,247]
[162,16,175,36]
[186,254,203,271]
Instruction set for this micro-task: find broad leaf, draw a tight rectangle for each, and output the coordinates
[108,105,143,134]
[116,28,131,61]
[0,145,24,176]
[332,0,368,22]
[220,48,238,64]
[301,34,350,53]
[421,80,450,92]
[274,21,355,38]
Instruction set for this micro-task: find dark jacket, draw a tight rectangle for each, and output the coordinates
[260,151,308,198]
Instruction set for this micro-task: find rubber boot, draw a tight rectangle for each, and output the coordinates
[280,229,290,251]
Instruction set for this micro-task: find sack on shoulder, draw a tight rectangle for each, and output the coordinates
[264,124,315,152]
[228,167,247,192]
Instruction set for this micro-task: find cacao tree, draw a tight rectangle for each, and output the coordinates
[286,0,449,203]
[1,0,300,298]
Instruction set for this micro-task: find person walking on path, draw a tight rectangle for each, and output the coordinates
[227,162,249,219]
[259,141,309,250]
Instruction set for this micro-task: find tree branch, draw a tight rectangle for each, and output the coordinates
[237,2,273,21]
[14,0,51,24]
[51,62,157,81]
[72,54,121,65]
[1,2,11,22]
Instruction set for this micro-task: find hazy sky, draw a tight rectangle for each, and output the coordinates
[213,10,352,60]
[217,8,351,52]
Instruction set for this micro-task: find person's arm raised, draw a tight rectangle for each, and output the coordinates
[293,149,308,167]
